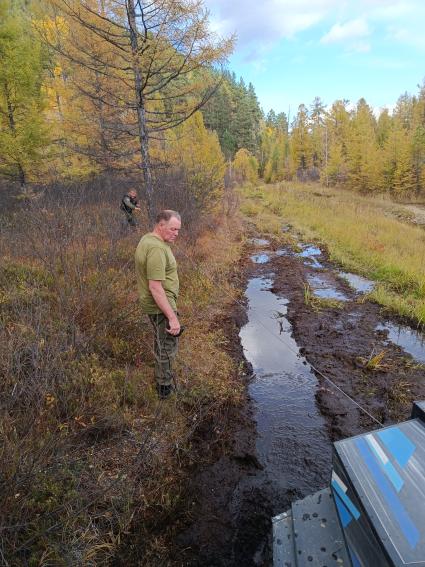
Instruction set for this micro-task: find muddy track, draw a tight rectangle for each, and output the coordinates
[271,243,425,439]
[172,234,425,567]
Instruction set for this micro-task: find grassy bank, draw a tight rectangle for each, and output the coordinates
[241,182,425,326]
[0,188,244,565]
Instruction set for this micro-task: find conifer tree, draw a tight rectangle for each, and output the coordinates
[232,148,258,184]
[322,100,350,186]
[377,108,392,147]
[394,92,414,130]
[324,142,346,186]
[263,131,287,183]
[290,104,312,179]
[310,96,326,171]
[410,83,425,194]
[276,112,288,134]
[233,80,261,154]
[266,109,277,128]
[202,72,262,160]
[345,98,380,192]
[0,0,49,189]
[259,125,274,178]
[169,111,225,211]
[383,118,415,198]
[202,79,235,159]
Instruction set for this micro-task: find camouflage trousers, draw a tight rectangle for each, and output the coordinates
[124,212,137,227]
[148,313,179,387]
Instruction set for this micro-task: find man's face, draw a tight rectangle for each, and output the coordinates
[129,190,137,198]
[159,216,181,243]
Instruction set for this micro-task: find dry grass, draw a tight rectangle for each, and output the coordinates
[388,379,412,408]
[303,283,345,312]
[241,182,425,326]
[358,348,390,371]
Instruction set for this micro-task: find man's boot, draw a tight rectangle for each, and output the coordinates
[156,383,174,400]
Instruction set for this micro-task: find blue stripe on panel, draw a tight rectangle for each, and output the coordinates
[365,435,404,493]
[331,479,361,520]
[383,461,404,493]
[377,428,416,468]
[355,437,420,550]
[333,490,353,528]
[349,547,362,567]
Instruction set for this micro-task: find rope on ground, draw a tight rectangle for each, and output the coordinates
[175,241,384,427]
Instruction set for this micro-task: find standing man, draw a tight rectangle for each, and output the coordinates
[135,210,182,399]
[121,189,141,228]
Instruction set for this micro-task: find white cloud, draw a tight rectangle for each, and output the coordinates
[350,55,412,70]
[203,0,339,46]
[359,1,414,21]
[204,0,425,57]
[388,26,425,50]
[320,19,370,44]
[353,41,371,53]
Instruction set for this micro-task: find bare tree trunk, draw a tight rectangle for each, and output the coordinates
[126,0,154,222]
[5,83,27,189]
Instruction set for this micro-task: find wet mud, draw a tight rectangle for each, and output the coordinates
[173,234,425,567]
[270,242,425,440]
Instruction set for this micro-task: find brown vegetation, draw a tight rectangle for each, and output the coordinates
[0,175,244,565]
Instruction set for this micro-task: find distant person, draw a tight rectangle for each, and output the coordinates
[121,189,141,227]
[135,210,182,399]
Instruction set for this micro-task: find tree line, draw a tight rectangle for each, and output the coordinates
[2,0,424,206]
[200,70,425,200]
[227,91,425,199]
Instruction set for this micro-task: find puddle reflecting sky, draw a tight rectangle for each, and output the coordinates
[304,257,324,269]
[307,274,349,301]
[239,277,332,494]
[376,322,425,364]
[251,253,270,264]
[339,272,374,294]
[299,245,322,257]
[276,249,290,257]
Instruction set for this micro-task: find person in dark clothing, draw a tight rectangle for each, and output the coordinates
[120,189,141,227]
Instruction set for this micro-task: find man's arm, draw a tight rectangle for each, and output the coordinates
[123,196,136,210]
[148,280,180,335]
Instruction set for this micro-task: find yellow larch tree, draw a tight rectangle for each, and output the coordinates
[232,148,259,185]
[168,111,225,212]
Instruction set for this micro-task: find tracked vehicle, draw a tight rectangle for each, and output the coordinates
[273,401,425,567]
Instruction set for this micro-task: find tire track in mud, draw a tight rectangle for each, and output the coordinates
[270,239,425,440]
[173,235,425,567]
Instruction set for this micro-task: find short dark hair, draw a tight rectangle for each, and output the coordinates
[155,210,181,223]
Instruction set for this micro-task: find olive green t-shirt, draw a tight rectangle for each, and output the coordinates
[135,233,179,314]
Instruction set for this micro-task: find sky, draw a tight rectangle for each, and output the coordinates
[203,0,425,117]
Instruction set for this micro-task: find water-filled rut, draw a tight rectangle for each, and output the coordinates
[240,272,331,497]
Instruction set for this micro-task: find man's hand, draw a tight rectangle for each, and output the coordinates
[166,314,181,336]
[148,280,180,335]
